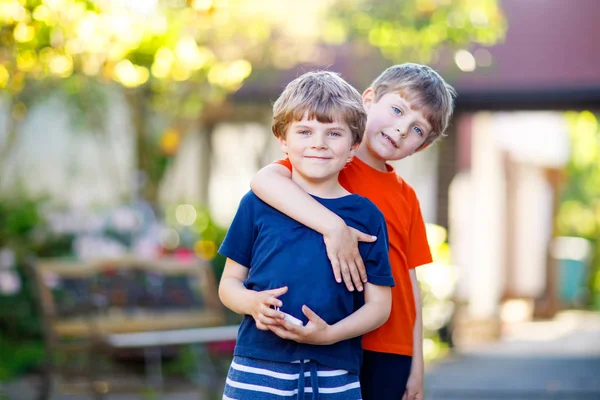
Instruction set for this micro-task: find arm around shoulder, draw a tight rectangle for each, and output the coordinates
[250,162,344,236]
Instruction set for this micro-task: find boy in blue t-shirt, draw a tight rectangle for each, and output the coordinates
[218,71,394,399]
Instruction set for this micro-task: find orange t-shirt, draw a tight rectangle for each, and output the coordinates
[276,157,432,356]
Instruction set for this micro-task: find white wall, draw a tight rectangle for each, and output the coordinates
[0,92,135,207]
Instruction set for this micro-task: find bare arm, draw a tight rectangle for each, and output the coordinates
[218,258,287,330]
[251,163,376,291]
[403,269,424,400]
[267,283,391,345]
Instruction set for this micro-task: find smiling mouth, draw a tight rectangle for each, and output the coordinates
[380,132,399,148]
[305,156,332,160]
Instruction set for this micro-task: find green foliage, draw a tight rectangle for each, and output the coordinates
[0,338,45,382]
[558,111,600,308]
[0,0,507,204]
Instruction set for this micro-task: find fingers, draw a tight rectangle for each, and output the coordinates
[302,305,323,323]
[268,324,298,341]
[351,227,377,243]
[328,254,342,284]
[262,294,284,308]
[339,260,354,291]
[264,286,288,298]
[354,254,368,283]
[347,260,363,292]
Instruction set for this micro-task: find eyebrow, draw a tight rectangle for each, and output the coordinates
[294,124,349,131]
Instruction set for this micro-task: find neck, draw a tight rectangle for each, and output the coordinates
[356,142,388,172]
[290,171,347,199]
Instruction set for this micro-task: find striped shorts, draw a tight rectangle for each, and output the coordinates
[223,356,362,400]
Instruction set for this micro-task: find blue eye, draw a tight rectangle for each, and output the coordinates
[329,131,341,137]
[298,130,311,135]
[413,126,423,136]
[392,106,402,115]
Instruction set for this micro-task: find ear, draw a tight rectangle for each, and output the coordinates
[362,89,375,111]
[415,142,429,153]
[347,142,360,162]
[277,136,288,154]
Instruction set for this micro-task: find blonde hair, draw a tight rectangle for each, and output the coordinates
[369,63,456,147]
[272,71,366,145]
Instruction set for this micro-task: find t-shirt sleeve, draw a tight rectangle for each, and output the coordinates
[274,158,292,171]
[363,209,395,287]
[218,191,257,268]
[407,189,433,269]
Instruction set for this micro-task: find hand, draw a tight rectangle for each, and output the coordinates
[249,286,288,330]
[267,305,332,345]
[323,220,377,292]
[402,370,424,400]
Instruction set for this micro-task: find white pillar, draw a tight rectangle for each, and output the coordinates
[468,113,506,319]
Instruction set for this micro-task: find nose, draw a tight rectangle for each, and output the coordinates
[395,126,408,139]
[311,133,328,149]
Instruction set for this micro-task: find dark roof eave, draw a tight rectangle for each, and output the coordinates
[455,86,600,112]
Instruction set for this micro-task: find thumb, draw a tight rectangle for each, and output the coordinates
[351,228,377,243]
[302,305,324,322]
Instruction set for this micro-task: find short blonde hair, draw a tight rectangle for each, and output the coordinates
[369,63,456,147]
[272,71,366,145]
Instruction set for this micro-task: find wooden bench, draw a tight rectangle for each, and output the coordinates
[34,256,238,399]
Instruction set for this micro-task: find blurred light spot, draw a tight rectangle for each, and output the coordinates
[123,0,158,15]
[49,54,73,78]
[500,299,533,323]
[14,23,35,42]
[194,240,217,260]
[455,49,476,72]
[192,212,210,233]
[192,0,213,11]
[176,37,214,70]
[551,236,591,261]
[323,20,347,45]
[114,60,149,88]
[93,381,109,394]
[446,12,465,29]
[474,48,493,67]
[418,263,455,299]
[160,228,180,250]
[416,0,437,13]
[0,65,9,88]
[149,14,168,35]
[33,5,55,25]
[425,223,447,248]
[152,47,174,78]
[470,8,489,26]
[160,128,180,155]
[17,50,37,72]
[176,204,197,226]
[0,271,21,295]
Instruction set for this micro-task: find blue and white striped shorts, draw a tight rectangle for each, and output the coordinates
[223,356,362,400]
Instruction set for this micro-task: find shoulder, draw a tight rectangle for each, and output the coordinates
[354,195,386,227]
[395,175,420,204]
[236,190,266,213]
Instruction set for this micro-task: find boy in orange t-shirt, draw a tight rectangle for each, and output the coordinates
[251,63,455,400]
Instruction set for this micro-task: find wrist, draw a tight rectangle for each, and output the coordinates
[324,216,346,238]
[323,323,339,345]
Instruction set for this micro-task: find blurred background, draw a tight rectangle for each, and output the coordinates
[0,0,599,399]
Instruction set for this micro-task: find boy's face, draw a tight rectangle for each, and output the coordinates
[278,114,358,183]
[362,90,431,161]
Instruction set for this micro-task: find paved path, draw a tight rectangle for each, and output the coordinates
[425,311,600,400]
[3,311,600,399]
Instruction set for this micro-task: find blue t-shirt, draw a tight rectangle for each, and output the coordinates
[218,190,394,374]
